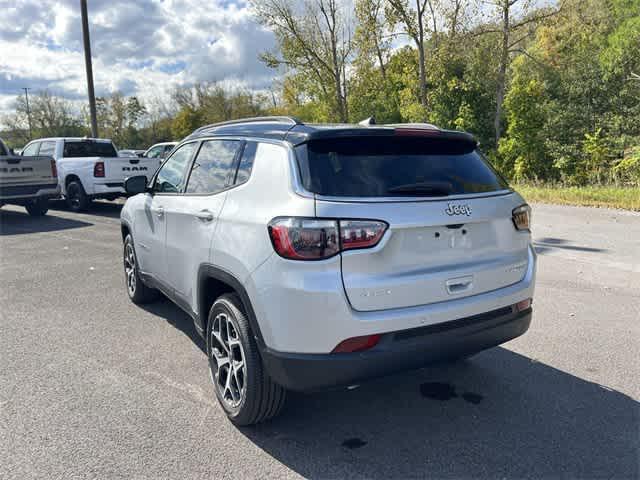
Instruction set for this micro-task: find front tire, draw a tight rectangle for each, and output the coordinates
[123,234,159,304]
[65,180,90,212]
[207,294,286,426]
[25,198,49,216]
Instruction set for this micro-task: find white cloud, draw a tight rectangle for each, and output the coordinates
[0,0,276,118]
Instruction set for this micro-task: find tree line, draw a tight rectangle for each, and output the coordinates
[2,0,638,186]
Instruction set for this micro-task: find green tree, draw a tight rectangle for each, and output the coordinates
[253,0,352,122]
[171,106,202,140]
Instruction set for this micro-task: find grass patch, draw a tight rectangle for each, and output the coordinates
[514,185,640,211]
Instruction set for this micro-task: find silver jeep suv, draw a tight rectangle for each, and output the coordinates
[120,117,536,425]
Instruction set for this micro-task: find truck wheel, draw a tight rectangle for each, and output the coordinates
[207,294,286,426]
[66,181,90,212]
[25,198,49,216]
[123,234,159,304]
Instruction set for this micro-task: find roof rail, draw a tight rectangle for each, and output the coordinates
[193,116,303,133]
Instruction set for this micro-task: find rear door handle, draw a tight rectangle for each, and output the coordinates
[194,210,214,221]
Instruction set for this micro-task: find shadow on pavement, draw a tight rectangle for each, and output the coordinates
[140,297,206,353]
[534,236,607,254]
[49,199,124,219]
[0,208,93,235]
[241,348,637,479]
[140,289,638,479]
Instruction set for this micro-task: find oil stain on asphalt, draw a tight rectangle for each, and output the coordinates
[342,438,367,449]
[420,382,483,404]
[461,392,484,404]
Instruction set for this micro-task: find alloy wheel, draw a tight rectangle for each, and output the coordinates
[210,312,247,408]
[124,243,136,296]
[68,186,80,209]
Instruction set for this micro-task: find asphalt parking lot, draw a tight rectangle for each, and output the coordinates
[1,201,638,479]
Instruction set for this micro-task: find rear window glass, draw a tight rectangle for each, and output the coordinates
[39,141,55,156]
[63,141,117,158]
[295,137,508,197]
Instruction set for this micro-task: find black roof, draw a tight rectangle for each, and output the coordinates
[184,116,477,146]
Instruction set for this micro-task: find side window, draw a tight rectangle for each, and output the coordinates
[185,140,241,195]
[153,142,197,193]
[39,141,56,156]
[22,142,40,156]
[235,142,257,185]
[163,145,175,157]
[146,146,163,158]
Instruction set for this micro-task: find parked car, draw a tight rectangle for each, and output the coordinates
[19,137,161,212]
[120,116,536,425]
[0,137,59,216]
[142,142,177,160]
[119,149,145,158]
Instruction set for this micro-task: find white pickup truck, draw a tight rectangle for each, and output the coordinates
[21,137,162,212]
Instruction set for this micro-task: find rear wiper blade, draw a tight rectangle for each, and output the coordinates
[387,181,452,196]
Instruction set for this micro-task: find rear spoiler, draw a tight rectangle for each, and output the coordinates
[286,124,477,147]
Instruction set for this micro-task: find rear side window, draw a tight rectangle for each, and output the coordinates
[22,142,40,156]
[295,136,508,197]
[163,145,175,157]
[234,141,257,185]
[63,141,117,158]
[145,145,164,158]
[39,141,56,156]
[185,140,241,194]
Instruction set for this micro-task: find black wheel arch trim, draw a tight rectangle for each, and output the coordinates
[197,264,266,350]
[120,220,133,241]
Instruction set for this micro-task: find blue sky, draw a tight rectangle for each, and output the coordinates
[0,0,276,116]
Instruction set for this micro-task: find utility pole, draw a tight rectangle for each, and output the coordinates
[80,0,98,138]
[22,87,33,140]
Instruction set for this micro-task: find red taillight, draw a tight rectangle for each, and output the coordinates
[50,159,57,178]
[512,204,531,231]
[332,334,382,353]
[516,298,532,312]
[340,220,387,251]
[267,218,387,260]
[93,161,105,177]
[268,218,340,260]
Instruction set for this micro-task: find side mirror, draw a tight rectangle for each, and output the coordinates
[124,175,149,195]
[9,148,15,155]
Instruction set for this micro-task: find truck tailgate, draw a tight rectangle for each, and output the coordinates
[0,154,54,185]
[101,156,160,182]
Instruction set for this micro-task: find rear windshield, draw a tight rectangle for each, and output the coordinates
[63,141,117,158]
[295,136,508,197]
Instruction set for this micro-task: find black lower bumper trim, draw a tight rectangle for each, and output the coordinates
[0,183,58,197]
[261,307,532,392]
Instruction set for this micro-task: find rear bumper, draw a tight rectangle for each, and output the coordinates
[0,183,60,201]
[262,306,532,391]
[91,183,125,196]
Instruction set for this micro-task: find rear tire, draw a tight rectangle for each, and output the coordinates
[65,180,90,212]
[25,198,48,216]
[123,234,159,304]
[207,294,286,426]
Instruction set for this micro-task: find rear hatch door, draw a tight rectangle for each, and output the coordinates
[298,133,530,312]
